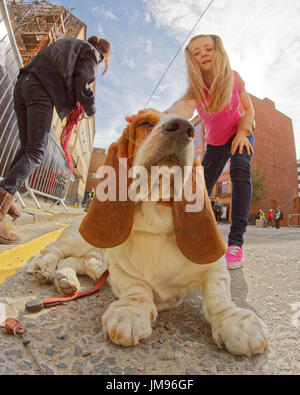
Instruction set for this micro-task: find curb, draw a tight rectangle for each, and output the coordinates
[6,210,85,226]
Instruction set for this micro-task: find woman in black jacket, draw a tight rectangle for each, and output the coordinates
[0,36,111,245]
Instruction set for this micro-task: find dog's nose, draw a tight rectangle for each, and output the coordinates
[162,117,194,141]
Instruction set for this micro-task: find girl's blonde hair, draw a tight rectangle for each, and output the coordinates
[184,34,233,113]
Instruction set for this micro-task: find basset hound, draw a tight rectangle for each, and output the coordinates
[30,110,269,357]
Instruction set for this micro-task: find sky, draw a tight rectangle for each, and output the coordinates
[55,0,300,159]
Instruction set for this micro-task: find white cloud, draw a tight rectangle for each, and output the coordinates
[144,60,167,82]
[94,116,123,150]
[94,87,150,149]
[121,58,136,69]
[144,12,151,23]
[139,37,153,55]
[97,23,104,37]
[91,5,119,21]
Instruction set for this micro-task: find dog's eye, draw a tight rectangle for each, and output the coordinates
[139,122,156,129]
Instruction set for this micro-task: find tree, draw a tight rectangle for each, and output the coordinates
[251,168,266,202]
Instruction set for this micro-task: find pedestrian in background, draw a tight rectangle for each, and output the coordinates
[84,188,95,212]
[267,208,274,227]
[274,208,284,229]
[0,36,111,245]
[214,197,223,224]
[259,209,267,227]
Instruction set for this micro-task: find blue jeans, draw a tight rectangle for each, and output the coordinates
[201,133,255,247]
[0,72,53,195]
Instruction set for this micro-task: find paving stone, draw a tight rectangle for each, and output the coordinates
[186,367,201,375]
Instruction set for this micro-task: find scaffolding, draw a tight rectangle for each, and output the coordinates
[7,0,73,65]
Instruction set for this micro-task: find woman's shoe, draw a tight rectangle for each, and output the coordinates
[0,222,21,244]
[8,203,21,219]
[0,187,22,244]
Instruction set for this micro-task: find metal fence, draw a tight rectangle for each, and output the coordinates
[0,0,75,211]
[24,129,73,211]
[288,214,300,228]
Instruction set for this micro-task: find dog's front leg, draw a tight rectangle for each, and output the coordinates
[54,253,107,296]
[102,276,157,347]
[31,218,90,284]
[32,248,61,284]
[201,259,269,357]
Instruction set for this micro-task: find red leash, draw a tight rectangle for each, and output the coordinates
[25,270,109,312]
[60,102,84,172]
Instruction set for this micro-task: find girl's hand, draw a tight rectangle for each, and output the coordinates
[231,130,254,156]
[125,108,158,123]
[125,110,146,123]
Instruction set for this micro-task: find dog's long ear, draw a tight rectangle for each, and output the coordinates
[172,159,226,264]
[79,128,135,248]
[79,110,162,248]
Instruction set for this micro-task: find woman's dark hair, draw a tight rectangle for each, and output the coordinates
[87,36,111,55]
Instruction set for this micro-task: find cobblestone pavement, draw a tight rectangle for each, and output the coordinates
[0,221,299,375]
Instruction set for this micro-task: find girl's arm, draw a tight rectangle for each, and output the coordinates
[231,89,255,155]
[165,97,197,119]
[125,98,197,123]
[237,90,255,135]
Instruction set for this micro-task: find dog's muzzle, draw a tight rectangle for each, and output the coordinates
[162,117,194,142]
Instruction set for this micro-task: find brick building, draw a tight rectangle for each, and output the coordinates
[297,159,300,197]
[194,95,299,226]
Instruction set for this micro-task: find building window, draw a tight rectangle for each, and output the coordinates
[85,119,92,150]
[217,181,228,196]
[78,128,88,166]
[88,172,98,178]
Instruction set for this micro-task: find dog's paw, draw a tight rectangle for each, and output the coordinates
[84,256,106,281]
[211,308,270,357]
[32,252,59,284]
[53,268,80,296]
[102,301,155,347]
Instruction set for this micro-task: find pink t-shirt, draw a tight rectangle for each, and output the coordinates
[196,71,245,146]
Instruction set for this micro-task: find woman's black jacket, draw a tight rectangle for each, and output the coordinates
[20,38,103,119]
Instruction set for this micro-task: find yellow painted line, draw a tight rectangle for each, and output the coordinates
[0,226,68,285]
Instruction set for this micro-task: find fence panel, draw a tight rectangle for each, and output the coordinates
[288,214,300,228]
[24,129,72,211]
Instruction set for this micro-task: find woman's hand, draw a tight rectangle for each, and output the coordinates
[231,129,254,156]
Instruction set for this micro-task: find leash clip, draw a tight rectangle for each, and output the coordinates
[0,318,27,336]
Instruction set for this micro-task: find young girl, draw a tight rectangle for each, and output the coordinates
[165,34,255,269]
[127,34,255,269]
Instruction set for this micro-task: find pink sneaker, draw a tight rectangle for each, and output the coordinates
[225,245,243,270]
